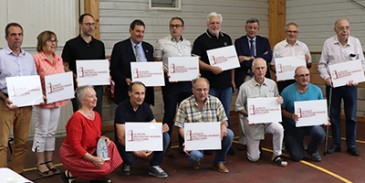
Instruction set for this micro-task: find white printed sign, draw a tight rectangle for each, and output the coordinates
[294,99,328,127]
[275,55,306,81]
[44,72,74,103]
[184,122,221,151]
[6,75,43,107]
[131,62,165,86]
[207,45,240,71]
[125,123,163,151]
[76,59,110,86]
[247,97,282,123]
[168,57,199,82]
[329,60,365,88]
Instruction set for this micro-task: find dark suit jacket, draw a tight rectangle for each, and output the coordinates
[234,35,272,88]
[110,38,154,105]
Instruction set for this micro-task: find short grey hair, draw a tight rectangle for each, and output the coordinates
[285,22,298,31]
[207,12,223,24]
[251,58,267,69]
[76,85,94,100]
[192,77,210,88]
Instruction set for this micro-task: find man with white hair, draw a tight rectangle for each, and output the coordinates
[192,12,234,132]
[235,58,287,167]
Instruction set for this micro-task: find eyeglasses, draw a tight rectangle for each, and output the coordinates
[83,23,95,27]
[295,73,310,78]
[47,39,58,43]
[286,30,298,33]
[169,24,183,29]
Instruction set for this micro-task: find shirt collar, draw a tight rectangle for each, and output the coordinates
[4,46,25,56]
[205,30,224,39]
[247,35,256,41]
[170,35,184,42]
[130,38,142,48]
[333,35,350,47]
[284,39,299,47]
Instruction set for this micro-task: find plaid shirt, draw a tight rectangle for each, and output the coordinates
[175,95,228,128]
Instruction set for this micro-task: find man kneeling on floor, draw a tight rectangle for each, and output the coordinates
[114,82,170,178]
[235,58,288,167]
[281,66,329,162]
[175,77,234,173]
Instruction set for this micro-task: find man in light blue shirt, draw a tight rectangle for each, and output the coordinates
[0,22,37,173]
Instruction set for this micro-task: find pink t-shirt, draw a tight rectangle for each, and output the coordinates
[33,52,68,108]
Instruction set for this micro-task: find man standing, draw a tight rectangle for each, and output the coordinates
[234,18,272,87]
[192,12,234,128]
[110,19,154,106]
[175,77,234,173]
[318,18,364,156]
[154,17,192,151]
[271,22,312,93]
[281,66,327,162]
[62,13,106,115]
[0,23,37,173]
[235,58,287,167]
[114,82,170,178]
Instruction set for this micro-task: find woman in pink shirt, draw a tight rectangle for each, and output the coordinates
[32,31,68,177]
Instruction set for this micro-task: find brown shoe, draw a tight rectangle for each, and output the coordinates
[213,163,229,173]
[192,161,200,170]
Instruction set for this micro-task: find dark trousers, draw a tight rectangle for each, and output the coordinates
[116,132,170,166]
[162,81,192,147]
[326,85,357,148]
[283,122,325,161]
[277,80,295,94]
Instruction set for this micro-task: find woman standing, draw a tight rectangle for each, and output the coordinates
[60,86,122,183]
[32,31,68,176]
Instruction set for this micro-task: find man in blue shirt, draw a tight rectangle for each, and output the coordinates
[281,66,328,162]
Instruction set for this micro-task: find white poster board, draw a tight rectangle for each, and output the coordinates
[247,97,282,123]
[6,75,43,107]
[294,99,328,127]
[328,60,365,88]
[125,123,163,151]
[207,45,240,71]
[184,122,221,151]
[44,72,74,103]
[275,55,306,81]
[131,62,165,86]
[76,59,110,86]
[168,57,199,82]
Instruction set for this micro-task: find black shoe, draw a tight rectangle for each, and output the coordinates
[89,177,112,183]
[148,165,168,178]
[347,148,360,156]
[327,146,341,154]
[61,170,78,183]
[121,163,131,176]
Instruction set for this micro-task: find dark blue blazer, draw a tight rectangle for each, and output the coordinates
[234,35,272,88]
[110,38,154,105]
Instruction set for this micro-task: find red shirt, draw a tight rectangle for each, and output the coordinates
[63,111,102,157]
[33,52,68,108]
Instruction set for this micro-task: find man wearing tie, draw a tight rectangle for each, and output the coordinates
[110,19,155,105]
[233,18,272,147]
[234,18,272,88]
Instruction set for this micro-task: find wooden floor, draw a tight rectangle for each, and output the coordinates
[13,113,365,183]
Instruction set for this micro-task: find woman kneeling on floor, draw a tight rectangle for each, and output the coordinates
[59,86,122,183]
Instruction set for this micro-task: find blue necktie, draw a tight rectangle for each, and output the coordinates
[249,39,255,56]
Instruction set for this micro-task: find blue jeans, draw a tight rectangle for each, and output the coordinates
[188,129,233,164]
[326,85,357,148]
[283,123,325,161]
[209,87,232,127]
[116,132,170,166]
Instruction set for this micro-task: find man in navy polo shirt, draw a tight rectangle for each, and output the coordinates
[114,82,170,178]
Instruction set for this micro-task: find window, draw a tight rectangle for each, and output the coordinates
[149,0,181,10]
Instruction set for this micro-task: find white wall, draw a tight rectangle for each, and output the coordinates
[99,0,270,55]
[0,0,79,54]
[286,0,365,53]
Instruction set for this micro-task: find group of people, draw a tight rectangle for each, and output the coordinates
[0,11,363,183]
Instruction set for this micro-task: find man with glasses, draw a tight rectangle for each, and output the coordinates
[270,22,312,93]
[318,18,364,156]
[175,77,234,173]
[154,17,192,155]
[62,13,106,115]
[281,66,327,162]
